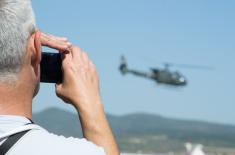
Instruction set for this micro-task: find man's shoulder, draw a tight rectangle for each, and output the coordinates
[8,127,105,155]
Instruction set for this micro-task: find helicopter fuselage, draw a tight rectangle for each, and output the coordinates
[150,69,187,86]
[119,56,187,87]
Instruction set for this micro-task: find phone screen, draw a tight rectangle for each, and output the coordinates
[40,52,62,83]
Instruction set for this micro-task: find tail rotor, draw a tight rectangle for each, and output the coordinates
[119,55,128,75]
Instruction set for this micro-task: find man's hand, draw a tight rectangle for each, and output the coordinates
[40,32,101,109]
[55,46,101,110]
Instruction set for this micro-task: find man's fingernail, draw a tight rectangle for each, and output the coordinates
[58,37,68,41]
[67,42,72,46]
[62,37,68,41]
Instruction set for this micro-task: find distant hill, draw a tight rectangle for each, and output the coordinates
[33,108,235,153]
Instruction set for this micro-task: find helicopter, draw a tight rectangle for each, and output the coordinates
[119,56,187,86]
[119,56,188,87]
[119,56,213,87]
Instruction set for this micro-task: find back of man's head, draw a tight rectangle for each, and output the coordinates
[0,0,36,82]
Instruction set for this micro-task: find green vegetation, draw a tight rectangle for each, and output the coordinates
[33,108,235,153]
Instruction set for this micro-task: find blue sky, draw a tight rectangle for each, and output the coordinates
[32,0,235,125]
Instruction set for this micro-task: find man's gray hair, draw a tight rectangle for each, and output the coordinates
[0,0,36,81]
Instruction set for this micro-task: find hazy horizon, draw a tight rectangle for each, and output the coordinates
[33,107,235,127]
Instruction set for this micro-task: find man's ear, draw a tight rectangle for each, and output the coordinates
[33,30,42,65]
[28,30,41,79]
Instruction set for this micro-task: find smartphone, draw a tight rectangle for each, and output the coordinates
[40,52,62,83]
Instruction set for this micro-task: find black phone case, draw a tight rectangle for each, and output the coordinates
[40,52,62,83]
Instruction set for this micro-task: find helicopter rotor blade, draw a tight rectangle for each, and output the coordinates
[165,63,214,70]
[164,62,214,70]
[123,54,214,70]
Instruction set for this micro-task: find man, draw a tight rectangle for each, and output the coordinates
[0,0,120,155]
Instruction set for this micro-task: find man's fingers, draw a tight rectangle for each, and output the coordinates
[41,33,72,52]
[61,51,73,73]
[46,34,68,42]
[41,33,70,44]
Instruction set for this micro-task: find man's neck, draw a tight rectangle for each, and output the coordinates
[0,82,33,119]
